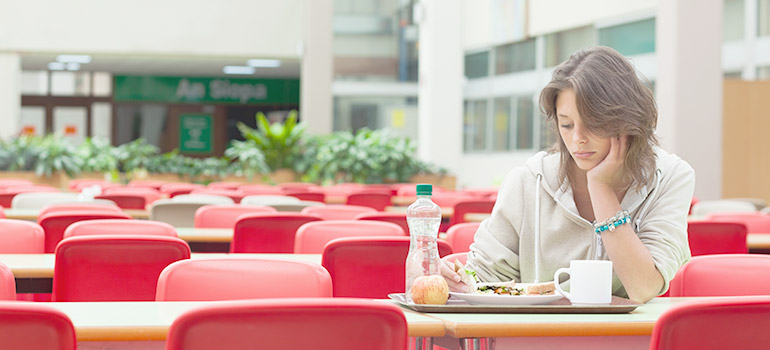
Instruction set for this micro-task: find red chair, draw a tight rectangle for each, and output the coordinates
[345,191,392,211]
[0,262,15,300]
[103,186,160,204]
[190,189,246,203]
[156,258,332,301]
[39,203,122,218]
[95,194,148,209]
[0,186,59,208]
[238,184,284,195]
[650,296,770,350]
[355,212,409,234]
[231,213,322,253]
[441,252,468,265]
[160,183,205,197]
[0,302,76,350]
[687,221,747,256]
[0,219,44,253]
[0,179,33,189]
[63,219,177,239]
[52,235,190,301]
[127,180,166,190]
[38,210,132,253]
[283,190,325,203]
[0,207,4,218]
[704,212,770,233]
[278,182,321,191]
[396,185,444,197]
[431,192,475,208]
[445,222,480,253]
[194,204,277,228]
[449,199,495,227]
[206,181,243,190]
[166,298,407,350]
[322,236,452,298]
[294,220,406,254]
[669,254,770,297]
[68,179,114,191]
[301,204,377,220]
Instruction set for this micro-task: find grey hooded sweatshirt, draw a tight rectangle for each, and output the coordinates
[466,148,695,298]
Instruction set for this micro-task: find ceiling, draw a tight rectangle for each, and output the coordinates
[20,53,301,78]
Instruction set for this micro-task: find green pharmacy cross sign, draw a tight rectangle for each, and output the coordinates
[180,114,212,153]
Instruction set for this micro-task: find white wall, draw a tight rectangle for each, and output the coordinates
[462,0,527,50]
[0,0,303,58]
[528,0,657,35]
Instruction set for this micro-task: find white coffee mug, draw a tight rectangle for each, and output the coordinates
[553,260,613,305]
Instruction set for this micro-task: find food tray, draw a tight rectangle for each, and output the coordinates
[388,294,641,314]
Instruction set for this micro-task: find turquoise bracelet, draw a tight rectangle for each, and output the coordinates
[593,210,631,234]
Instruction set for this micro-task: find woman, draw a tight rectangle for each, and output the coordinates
[442,46,694,303]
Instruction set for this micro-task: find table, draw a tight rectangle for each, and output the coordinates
[175,227,233,252]
[43,300,444,350]
[0,253,322,293]
[4,208,150,220]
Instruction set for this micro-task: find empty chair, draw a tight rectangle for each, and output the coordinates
[283,190,325,203]
[95,194,149,210]
[690,199,757,217]
[0,186,59,207]
[0,302,76,350]
[322,236,452,298]
[396,185,444,197]
[0,179,33,188]
[103,186,160,202]
[278,182,321,191]
[190,189,246,203]
[172,194,234,205]
[0,219,44,253]
[704,212,770,233]
[38,210,132,253]
[193,205,277,228]
[687,221,747,256]
[238,184,284,195]
[0,262,15,300]
[669,254,770,296]
[430,192,475,208]
[127,180,166,190]
[650,296,770,350]
[355,212,409,235]
[301,204,377,220]
[206,181,243,190]
[63,219,177,239]
[0,207,4,218]
[449,199,495,227]
[166,298,407,350]
[444,222,481,253]
[294,220,406,254]
[346,191,392,211]
[39,202,121,218]
[156,258,332,301]
[68,178,114,191]
[52,235,191,301]
[11,192,80,210]
[160,183,205,197]
[268,201,325,212]
[150,200,210,227]
[231,213,322,253]
[240,195,299,206]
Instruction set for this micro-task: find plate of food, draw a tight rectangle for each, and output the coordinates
[449,281,563,305]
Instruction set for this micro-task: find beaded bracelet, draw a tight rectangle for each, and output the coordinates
[593,210,631,234]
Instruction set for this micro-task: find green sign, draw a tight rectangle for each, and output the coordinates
[180,114,212,153]
[113,76,300,105]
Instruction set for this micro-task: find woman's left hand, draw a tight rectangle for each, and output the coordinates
[587,134,628,188]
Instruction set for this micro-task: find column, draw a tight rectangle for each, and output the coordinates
[0,53,21,140]
[300,0,333,135]
[417,0,463,176]
[656,0,723,200]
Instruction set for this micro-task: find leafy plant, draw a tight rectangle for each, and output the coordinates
[0,135,41,172]
[0,134,83,177]
[76,137,119,174]
[236,110,312,172]
[113,138,160,175]
[224,139,270,180]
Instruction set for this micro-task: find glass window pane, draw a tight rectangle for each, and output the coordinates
[333,96,418,141]
[757,66,770,80]
[464,100,487,152]
[760,0,770,36]
[465,51,489,79]
[599,18,656,56]
[492,97,511,151]
[494,38,536,75]
[724,71,743,79]
[93,72,112,97]
[544,26,595,67]
[540,114,558,151]
[515,96,534,149]
[723,0,744,42]
[21,71,48,95]
[51,71,90,96]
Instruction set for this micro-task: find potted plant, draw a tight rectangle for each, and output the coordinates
[112,139,161,183]
[224,139,270,182]
[76,137,119,182]
[0,134,83,188]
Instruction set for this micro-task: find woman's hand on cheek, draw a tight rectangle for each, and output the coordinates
[587,135,628,187]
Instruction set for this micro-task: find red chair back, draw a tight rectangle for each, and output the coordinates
[450,199,495,227]
[322,236,452,298]
[0,219,44,253]
[445,222,480,253]
[194,204,278,228]
[650,296,770,350]
[63,219,177,239]
[156,258,332,301]
[346,191,392,211]
[355,212,408,234]
[160,183,205,196]
[206,181,243,190]
[231,213,322,253]
[704,212,770,233]
[0,186,59,208]
[238,184,284,195]
[38,210,132,253]
[687,221,747,256]
[166,298,407,350]
[0,262,16,300]
[95,194,148,209]
[52,235,190,301]
[127,180,166,190]
[0,179,33,188]
[669,254,770,296]
[278,182,321,191]
[294,220,406,254]
[301,205,377,220]
[39,203,122,218]
[0,302,76,350]
[283,190,326,203]
[190,189,246,203]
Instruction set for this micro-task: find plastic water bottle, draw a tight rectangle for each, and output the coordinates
[404,184,442,303]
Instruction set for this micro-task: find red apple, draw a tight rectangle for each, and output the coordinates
[410,275,449,305]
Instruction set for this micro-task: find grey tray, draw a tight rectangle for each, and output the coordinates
[389,293,641,314]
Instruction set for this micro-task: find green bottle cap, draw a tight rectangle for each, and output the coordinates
[415,184,432,196]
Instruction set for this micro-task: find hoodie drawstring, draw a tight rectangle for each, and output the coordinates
[534,174,542,283]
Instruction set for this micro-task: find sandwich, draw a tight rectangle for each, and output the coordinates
[475,281,556,296]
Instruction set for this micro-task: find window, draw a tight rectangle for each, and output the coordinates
[544,26,596,67]
[758,66,770,80]
[760,0,770,36]
[333,96,418,141]
[464,95,536,153]
[724,0,744,42]
[465,51,490,79]
[492,98,511,151]
[599,18,656,56]
[515,96,535,149]
[494,39,536,75]
[463,100,487,152]
[540,115,558,151]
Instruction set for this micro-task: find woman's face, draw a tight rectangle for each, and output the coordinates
[555,89,611,171]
